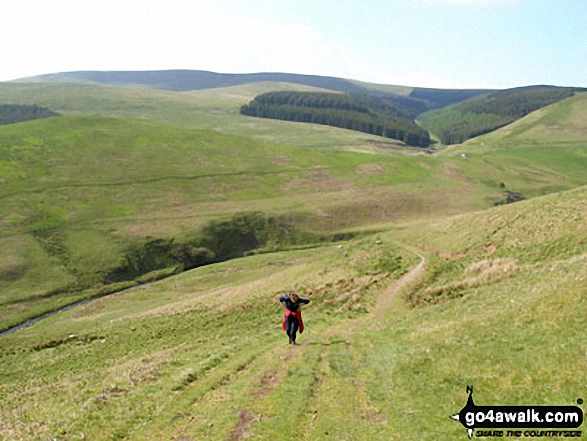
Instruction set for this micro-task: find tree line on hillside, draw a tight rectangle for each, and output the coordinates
[241,92,430,147]
[419,87,584,144]
[460,87,577,118]
[421,110,512,145]
[247,91,416,119]
[0,104,59,125]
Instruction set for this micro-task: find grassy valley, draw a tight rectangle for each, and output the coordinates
[0,113,467,331]
[0,72,586,439]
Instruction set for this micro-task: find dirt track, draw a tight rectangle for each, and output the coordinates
[374,248,426,317]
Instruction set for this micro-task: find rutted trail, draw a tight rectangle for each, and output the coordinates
[225,340,312,441]
[223,244,428,440]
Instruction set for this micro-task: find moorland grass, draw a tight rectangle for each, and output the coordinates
[1,187,585,439]
[1,80,586,440]
[0,82,402,152]
[1,85,586,332]
[0,114,483,329]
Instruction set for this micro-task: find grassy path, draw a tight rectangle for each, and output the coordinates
[217,248,428,441]
[374,247,426,317]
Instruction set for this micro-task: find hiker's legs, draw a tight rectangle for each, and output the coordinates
[286,315,294,342]
[286,316,299,343]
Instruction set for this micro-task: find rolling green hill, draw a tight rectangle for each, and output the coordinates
[0,82,408,151]
[1,73,586,440]
[16,69,492,112]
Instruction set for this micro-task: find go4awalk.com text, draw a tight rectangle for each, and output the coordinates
[451,386,583,439]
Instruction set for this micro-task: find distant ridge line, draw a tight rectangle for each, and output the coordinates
[15,69,496,109]
[18,69,375,93]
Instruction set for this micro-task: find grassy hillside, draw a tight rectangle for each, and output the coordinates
[0,185,584,440]
[440,93,587,193]
[0,82,406,151]
[463,92,587,145]
[1,83,587,333]
[418,87,586,144]
[0,114,474,332]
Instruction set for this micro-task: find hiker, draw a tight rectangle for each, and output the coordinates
[279,292,310,345]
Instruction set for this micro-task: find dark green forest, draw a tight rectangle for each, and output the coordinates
[459,86,577,117]
[241,92,431,147]
[0,104,59,125]
[418,86,585,144]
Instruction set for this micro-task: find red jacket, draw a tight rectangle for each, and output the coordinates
[282,310,304,334]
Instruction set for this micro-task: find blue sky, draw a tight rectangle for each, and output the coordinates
[1,0,585,89]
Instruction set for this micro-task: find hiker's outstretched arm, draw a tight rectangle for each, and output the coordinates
[278,296,288,309]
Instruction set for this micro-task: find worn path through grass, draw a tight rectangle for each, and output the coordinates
[221,245,428,441]
[374,245,426,318]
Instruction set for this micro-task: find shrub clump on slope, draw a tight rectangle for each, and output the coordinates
[0,104,59,125]
[105,212,320,283]
[241,91,431,147]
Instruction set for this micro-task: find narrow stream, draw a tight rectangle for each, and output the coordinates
[0,282,147,337]
[0,298,94,337]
